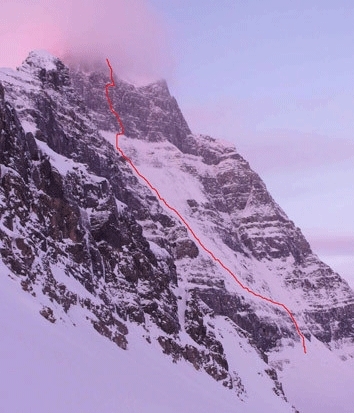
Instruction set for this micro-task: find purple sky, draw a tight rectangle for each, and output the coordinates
[0,0,353,285]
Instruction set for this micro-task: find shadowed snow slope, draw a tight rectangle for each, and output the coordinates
[0,261,291,413]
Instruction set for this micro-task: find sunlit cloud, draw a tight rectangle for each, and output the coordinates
[0,0,173,83]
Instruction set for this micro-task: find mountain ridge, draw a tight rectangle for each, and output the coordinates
[0,50,353,412]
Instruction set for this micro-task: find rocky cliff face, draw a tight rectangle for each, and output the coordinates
[1,50,353,412]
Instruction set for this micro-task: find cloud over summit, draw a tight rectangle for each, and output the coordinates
[0,0,172,83]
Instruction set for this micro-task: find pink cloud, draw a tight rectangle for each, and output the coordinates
[0,0,172,83]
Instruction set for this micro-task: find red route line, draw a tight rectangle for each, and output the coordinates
[105,58,307,354]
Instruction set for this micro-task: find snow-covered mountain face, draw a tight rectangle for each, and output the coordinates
[1,50,354,412]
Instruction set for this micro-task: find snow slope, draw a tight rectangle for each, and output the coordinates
[0,261,296,413]
[277,342,354,413]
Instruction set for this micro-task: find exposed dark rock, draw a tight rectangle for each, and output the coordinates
[92,319,128,350]
[40,306,56,323]
[158,336,231,385]
[196,288,287,354]
[265,368,287,400]
[174,238,199,259]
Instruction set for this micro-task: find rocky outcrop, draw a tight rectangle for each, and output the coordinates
[70,71,191,147]
[0,56,181,349]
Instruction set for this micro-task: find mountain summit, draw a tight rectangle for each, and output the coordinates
[0,50,353,413]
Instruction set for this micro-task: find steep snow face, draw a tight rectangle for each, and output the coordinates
[0,50,354,412]
[116,133,354,347]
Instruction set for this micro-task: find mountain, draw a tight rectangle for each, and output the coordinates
[0,50,353,412]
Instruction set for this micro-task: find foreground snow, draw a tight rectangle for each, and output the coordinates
[272,339,354,413]
[0,262,295,413]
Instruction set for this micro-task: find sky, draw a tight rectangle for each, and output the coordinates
[0,0,353,285]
